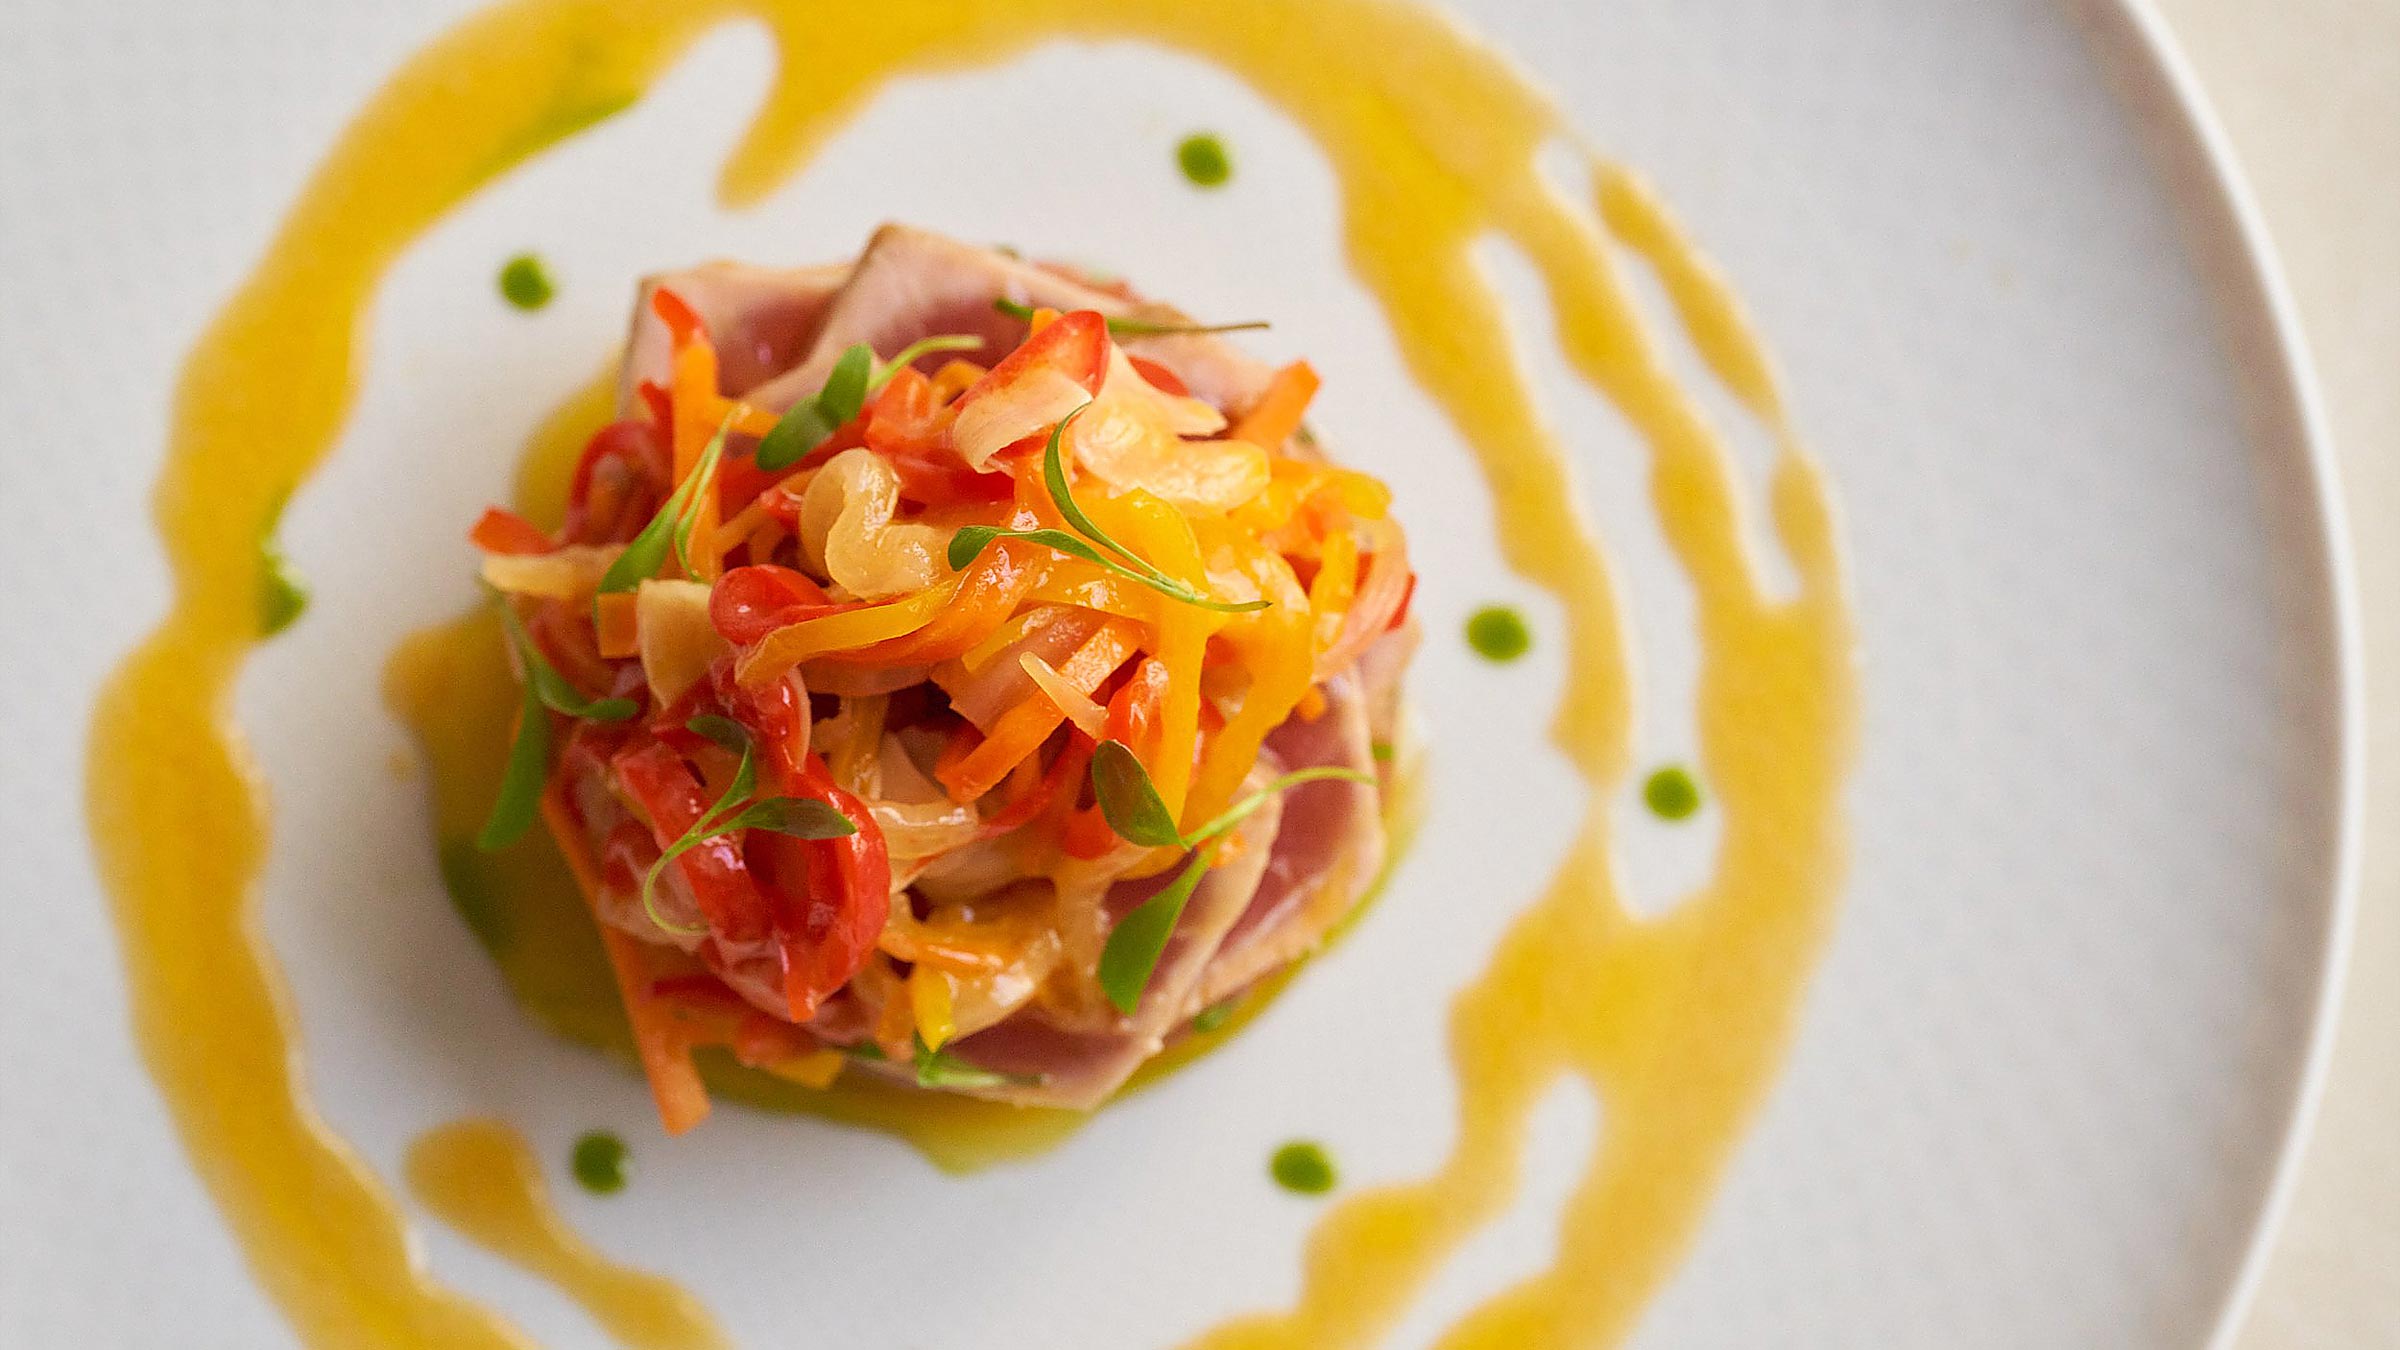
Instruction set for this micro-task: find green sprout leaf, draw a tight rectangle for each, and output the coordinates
[1089,740,1184,847]
[713,795,856,839]
[757,336,986,472]
[669,421,734,575]
[1181,765,1375,849]
[499,603,635,722]
[756,344,871,471]
[475,681,551,852]
[870,334,984,390]
[817,344,873,427]
[1088,739,1372,853]
[943,525,1180,597]
[1037,407,1266,610]
[1097,854,1210,1015]
[597,411,735,594]
[909,1033,1039,1090]
[1191,998,1238,1033]
[638,717,859,935]
[944,409,1269,613]
[992,296,1266,339]
[754,403,836,473]
[1086,741,1374,1011]
[683,713,750,753]
[944,525,1006,572]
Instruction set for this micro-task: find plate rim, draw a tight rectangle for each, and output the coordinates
[2087,1,2364,1343]
[1,0,2361,1340]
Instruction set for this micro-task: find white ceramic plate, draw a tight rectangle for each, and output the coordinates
[0,0,2352,1346]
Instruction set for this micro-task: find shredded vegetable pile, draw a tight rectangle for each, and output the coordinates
[470,229,1414,1132]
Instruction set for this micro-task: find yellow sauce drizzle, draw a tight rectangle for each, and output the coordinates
[405,1120,729,1350]
[85,1,1855,1346]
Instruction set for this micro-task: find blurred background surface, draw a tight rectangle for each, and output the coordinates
[2160,1,2400,1345]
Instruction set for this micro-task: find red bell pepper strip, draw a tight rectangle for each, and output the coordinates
[706,661,892,1018]
[563,417,673,546]
[1127,355,1189,396]
[949,310,1109,442]
[709,564,853,647]
[649,286,705,348]
[1388,571,1418,631]
[610,737,776,944]
[755,760,890,1020]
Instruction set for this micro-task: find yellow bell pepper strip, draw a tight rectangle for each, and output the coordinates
[1074,490,1228,817]
[735,580,961,685]
[1024,565,1156,625]
[902,965,955,1052]
[1182,547,1315,827]
[814,540,1043,668]
[760,1048,846,1090]
[909,966,958,1050]
[957,605,1056,674]
[877,906,1015,974]
[927,358,987,404]
[1307,522,1360,657]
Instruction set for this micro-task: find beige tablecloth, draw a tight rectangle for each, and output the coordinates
[2154,1,2400,1344]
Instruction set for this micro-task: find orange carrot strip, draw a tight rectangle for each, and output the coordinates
[745,515,783,568]
[1230,360,1320,450]
[658,292,728,580]
[712,500,771,556]
[540,789,710,1135]
[713,398,779,440]
[1021,652,1108,739]
[939,700,1063,806]
[594,592,640,659]
[469,506,555,556]
[937,619,1140,802]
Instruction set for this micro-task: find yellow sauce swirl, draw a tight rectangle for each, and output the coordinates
[405,1121,728,1350]
[84,1,1855,1346]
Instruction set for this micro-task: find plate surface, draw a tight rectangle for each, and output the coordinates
[0,0,2350,1347]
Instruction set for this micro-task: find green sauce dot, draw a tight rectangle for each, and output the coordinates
[258,546,308,637]
[1465,605,1531,662]
[256,497,307,637]
[1643,765,1703,821]
[1177,133,1232,188]
[1270,1140,1337,1195]
[1192,999,1238,1034]
[498,253,555,311]
[570,1131,630,1195]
